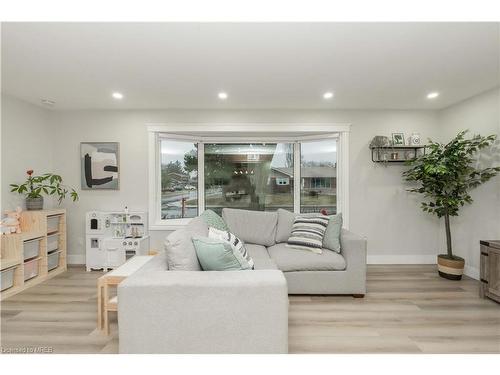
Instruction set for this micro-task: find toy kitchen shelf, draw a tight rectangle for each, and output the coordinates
[370,145,426,163]
[85,211,150,272]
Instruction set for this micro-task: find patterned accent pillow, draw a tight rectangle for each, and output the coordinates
[192,237,247,271]
[208,227,254,269]
[200,209,229,232]
[286,215,329,254]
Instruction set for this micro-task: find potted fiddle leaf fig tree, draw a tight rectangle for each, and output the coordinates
[10,170,79,210]
[403,130,500,280]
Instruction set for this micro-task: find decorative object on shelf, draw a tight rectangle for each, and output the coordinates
[369,136,391,162]
[391,132,405,146]
[403,130,500,280]
[369,136,391,148]
[0,207,22,234]
[81,142,120,190]
[10,170,79,210]
[390,152,399,160]
[409,133,421,146]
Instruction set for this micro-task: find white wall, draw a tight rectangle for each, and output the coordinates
[46,108,441,264]
[4,92,498,277]
[1,95,54,212]
[437,88,500,278]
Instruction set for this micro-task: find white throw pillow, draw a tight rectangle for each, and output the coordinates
[208,227,254,269]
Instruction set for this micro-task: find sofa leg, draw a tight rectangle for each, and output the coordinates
[352,294,365,298]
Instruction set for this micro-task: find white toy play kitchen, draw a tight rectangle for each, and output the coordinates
[85,208,150,271]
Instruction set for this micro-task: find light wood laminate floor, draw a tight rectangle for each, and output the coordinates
[1,265,499,354]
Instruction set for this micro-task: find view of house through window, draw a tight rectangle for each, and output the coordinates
[300,139,337,214]
[158,138,338,220]
[204,143,294,215]
[160,140,198,219]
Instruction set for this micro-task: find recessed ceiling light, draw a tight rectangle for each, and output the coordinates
[426,92,439,99]
[323,92,334,100]
[112,92,124,100]
[218,92,228,100]
[41,99,55,107]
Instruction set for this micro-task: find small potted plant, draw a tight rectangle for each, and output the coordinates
[10,170,79,210]
[403,130,500,280]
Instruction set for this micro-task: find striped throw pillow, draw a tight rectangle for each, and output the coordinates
[286,215,329,254]
[208,227,254,269]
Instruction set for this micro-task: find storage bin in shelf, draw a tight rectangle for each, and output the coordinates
[47,251,61,271]
[47,215,62,234]
[23,237,42,261]
[23,258,40,281]
[47,233,59,252]
[1,266,16,291]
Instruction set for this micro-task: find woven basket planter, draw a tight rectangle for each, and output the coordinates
[437,254,465,280]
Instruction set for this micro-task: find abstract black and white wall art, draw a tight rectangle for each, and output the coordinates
[80,142,119,190]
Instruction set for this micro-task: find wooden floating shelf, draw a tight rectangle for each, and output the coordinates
[370,145,427,163]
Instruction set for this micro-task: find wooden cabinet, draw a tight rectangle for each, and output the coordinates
[1,209,67,300]
[480,240,500,303]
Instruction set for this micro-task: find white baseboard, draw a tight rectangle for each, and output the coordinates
[65,253,481,280]
[67,254,85,265]
[367,255,436,264]
[463,265,479,280]
[368,255,480,280]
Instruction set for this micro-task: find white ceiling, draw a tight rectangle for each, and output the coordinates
[1,22,499,110]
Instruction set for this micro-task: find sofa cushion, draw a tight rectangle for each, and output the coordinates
[253,258,278,270]
[323,213,342,253]
[208,227,254,269]
[222,208,277,247]
[276,208,295,243]
[200,209,229,231]
[267,243,346,272]
[245,244,278,270]
[192,237,251,271]
[245,244,269,260]
[287,214,329,254]
[164,216,207,271]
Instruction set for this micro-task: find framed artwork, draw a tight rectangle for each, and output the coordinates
[391,133,405,146]
[81,142,120,190]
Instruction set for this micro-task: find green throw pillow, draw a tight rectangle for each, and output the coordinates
[323,213,342,253]
[192,237,249,271]
[199,210,229,232]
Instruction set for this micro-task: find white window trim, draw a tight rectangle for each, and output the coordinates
[148,123,350,231]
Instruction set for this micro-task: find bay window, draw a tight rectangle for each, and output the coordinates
[148,125,350,229]
[300,139,337,215]
[204,143,294,215]
[160,140,198,220]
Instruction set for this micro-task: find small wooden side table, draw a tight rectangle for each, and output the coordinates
[97,255,155,335]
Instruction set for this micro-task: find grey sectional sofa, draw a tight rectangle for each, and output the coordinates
[220,208,368,296]
[118,208,366,353]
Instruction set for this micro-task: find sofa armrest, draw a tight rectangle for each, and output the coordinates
[118,269,288,354]
[340,229,367,292]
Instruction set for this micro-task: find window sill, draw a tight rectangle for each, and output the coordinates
[149,218,192,231]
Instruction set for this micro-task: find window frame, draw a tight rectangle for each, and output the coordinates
[148,124,350,230]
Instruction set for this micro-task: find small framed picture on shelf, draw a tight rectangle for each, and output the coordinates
[391,133,405,146]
